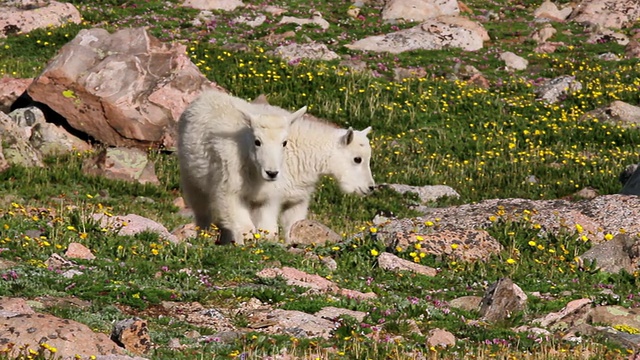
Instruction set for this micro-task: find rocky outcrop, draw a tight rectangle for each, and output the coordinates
[0,1,81,38]
[271,42,340,63]
[0,297,127,359]
[346,16,489,53]
[27,27,220,150]
[182,0,244,11]
[381,0,460,22]
[378,195,640,249]
[381,183,460,203]
[569,0,640,29]
[581,100,640,127]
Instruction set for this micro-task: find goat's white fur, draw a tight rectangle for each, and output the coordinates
[248,97,376,243]
[177,90,307,244]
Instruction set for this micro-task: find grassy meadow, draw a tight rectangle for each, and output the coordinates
[1,0,640,358]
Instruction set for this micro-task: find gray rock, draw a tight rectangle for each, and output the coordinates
[621,164,640,195]
[535,75,582,103]
[271,42,340,63]
[381,183,459,203]
[597,326,640,351]
[82,147,160,185]
[587,29,629,45]
[182,0,244,11]
[0,111,43,168]
[8,106,91,156]
[278,12,330,30]
[500,51,528,71]
[382,0,460,22]
[0,77,31,114]
[377,195,640,246]
[589,305,640,333]
[533,0,573,21]
[92,213,179,244]
[0,300,125,358]
[426,328,456,348]
[27,27,220,149]
[288,219,342,246]
[315,306,367,322]
[449,295,482,312]
[267,309,335,339]
[479,278,527,322]
[578,234,636,274]
[377,251,437,276]
[111,317,152,355]
[346,16,489,53]
[569,0,640,29]
[582,101,640,128]
[378,228,502,262]
[0,1,81,38]
[532,298,592,331]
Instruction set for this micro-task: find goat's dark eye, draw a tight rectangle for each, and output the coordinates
[254,139,261,146]
[354,157,362,164]
[282,140,288,147]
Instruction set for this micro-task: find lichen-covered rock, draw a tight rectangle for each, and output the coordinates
[27,27,219,149]
[346,16,488,53]
[0,1,81,38]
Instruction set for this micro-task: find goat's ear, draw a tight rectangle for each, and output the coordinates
[342,127,355,146]
[361,126,372,136]
[252,94,270,105]
[289,106,307,124]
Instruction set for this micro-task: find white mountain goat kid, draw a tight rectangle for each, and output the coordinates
[248,96,376,243]
[177,90,307,244]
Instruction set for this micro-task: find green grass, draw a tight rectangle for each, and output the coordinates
[1,0,640,359]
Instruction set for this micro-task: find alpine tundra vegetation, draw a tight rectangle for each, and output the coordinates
[0,0,640,359]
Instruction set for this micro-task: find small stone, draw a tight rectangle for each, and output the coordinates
[288,219,342,246]
[65,242,96,260]
[111,317,153,355]
[378,252,437,276]
[426,328,456,348]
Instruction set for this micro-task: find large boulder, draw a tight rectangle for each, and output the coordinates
[27,27,220,150]
[569,0,640,29]
[382,0,460,22]
[377,195,640,246]
[182,0,244,11]
[0,0,81,38]
[581,101,640,127]
[533,0,573,21]
[346,16,488,53]
[0,297,127,359]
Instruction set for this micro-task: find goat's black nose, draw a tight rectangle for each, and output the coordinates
[369,185,376,191]
[266,170,279,179]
